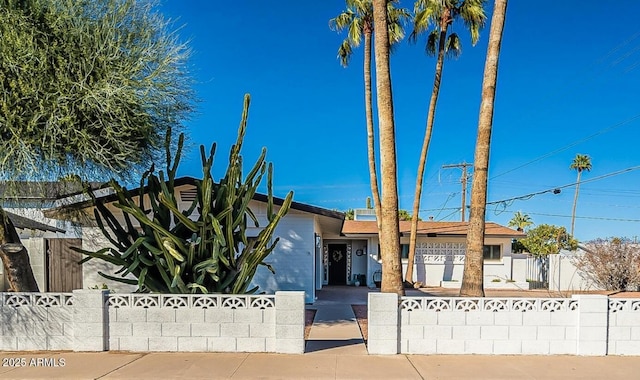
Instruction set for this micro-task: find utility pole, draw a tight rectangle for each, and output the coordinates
[442,162,473,221]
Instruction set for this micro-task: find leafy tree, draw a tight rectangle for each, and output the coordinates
[406,0,487,283]
[508,211,533,232]
[78,95,293,294]
[329,0,409,232]
[344,209,355,220]
[373,0,404,296]
[576,238,640,291]
[460,0,507,297]
[570,154,592,236]
[0,0,193,291]
[517,224,578,256]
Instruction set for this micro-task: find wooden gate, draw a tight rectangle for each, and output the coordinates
[46,238,83,292]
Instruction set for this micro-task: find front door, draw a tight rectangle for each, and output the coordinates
[328,244,347,285]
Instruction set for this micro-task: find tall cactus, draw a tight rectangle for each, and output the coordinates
[77,95,293,294]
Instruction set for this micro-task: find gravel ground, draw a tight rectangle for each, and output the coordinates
[351,305,367,342]
[304,309,316,340]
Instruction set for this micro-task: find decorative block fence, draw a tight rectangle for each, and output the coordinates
[368,293,640,356]
[0,290,304,354]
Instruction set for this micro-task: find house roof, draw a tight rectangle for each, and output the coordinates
[5,211,66,233]
[342,220,524,238]
[44,176,344,221]
[0,181,102,200]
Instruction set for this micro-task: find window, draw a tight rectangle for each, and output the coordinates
[483,245,501,261]
[377,244,410,260]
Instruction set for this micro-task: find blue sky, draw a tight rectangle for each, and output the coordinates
[158,1,640,242]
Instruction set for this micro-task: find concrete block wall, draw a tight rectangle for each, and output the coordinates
[0,290,304,354]
[0,293,74,351]
[608,298,640,355]
[369,293,640,356]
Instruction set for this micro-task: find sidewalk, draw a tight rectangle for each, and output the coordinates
[2,351,640,379]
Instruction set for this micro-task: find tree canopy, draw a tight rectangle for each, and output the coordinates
[0,0,194,181]
[517,224,578,256]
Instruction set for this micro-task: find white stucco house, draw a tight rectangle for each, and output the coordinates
[3,179,528,302]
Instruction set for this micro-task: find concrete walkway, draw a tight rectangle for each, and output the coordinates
[304,286,369,355]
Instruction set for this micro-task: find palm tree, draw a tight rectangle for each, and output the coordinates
[372,0,404,296]
[406,0,487,283]
[329,1,409,231]
[508,211,533,232]
[459,0,508,297]
[570,154,592,236]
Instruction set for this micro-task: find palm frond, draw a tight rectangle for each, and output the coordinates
[445,33,462,58]
[459,0,487,45]
[425,29,438,56]
[337,39,354,67]
[329,9,355,33]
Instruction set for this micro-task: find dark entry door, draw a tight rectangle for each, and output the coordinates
[328,244,347,285]
[46,238,83,292]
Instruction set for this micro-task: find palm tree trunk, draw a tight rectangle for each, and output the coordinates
[0,209,40,292]
[570,170,582,236]
[406,21,450,284]
[363,30,382,231]
[373,0,403,296]
[460,0,508,297]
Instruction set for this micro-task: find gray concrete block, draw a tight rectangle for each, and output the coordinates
[0,336,17,350]
[550,311,576,326]
[220,323,249,338]
[178,337,207,352]
[436,339,465,354]
[523,311,551,326]
[577,340,606,356]
[493,340,522,354]
[119,336,149,351]
[480,325,509,340]
[116,308,147,323]
[368,292,398,312]
[370,310,398,326]
[369,325,399,341]
[32,321,63,336]
[108,322,133,336]
[146,308,176,322]
[275,325,303,340]
[205,309,234,323]
[108,337,120,351]
[400,325,424,340]
[494,312,523,326]
[538,326,568,340]
[509,326,537,340]
[549,339,576,354]
[265,337,276,352]
[578,326,607,341]
[47,335,72,350]
[207,337,237,352]
[263,309,275,324]
[190,322,220,337]
[452,325,480,340]
[631,326,640,340]
[47,309,72,323]
[132,322,162,337]
[424,325,452,339]
[175,308,205,323]
[579,312,608,327]
[17,335,47,351]
[275,310,304,325]
[613,340,640,355]
[3,321,33,335]
[275,291,304,311]
[73,322,105,337]
[572,295,608,313]
[612,312,640,327]
[250,323,275,338]
[233,309,264,324]
[465,339,494,354]
[275,338,304,354]
[148,337,178,351]
[466,312,495,326]
[73,336,105,351]
[437,311,466,326]
[237,337,266,352]
[73,308,106,323]
[406,311,437,325]
[161,323,190,337]
[405,338,436,354]
[522,339,550,355]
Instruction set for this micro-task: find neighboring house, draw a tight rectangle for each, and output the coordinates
[0,181,90,292]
